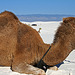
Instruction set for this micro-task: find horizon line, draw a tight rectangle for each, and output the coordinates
[17,14,75,16]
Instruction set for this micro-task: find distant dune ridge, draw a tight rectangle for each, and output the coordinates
[17,14,75,22]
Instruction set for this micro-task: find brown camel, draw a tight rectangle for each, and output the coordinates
[0,11,75,75]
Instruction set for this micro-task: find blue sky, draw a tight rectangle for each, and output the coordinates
[0,0,75,15]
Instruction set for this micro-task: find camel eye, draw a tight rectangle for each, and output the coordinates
[63,19,68,23]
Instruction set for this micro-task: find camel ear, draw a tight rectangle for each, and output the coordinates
[63,18,66,22]
[63,18,68,23]
[63,18,67,23]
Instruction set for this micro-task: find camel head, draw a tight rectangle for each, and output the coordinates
[53,17,75,51]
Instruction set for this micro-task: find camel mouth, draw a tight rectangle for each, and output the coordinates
[33,60,50,72]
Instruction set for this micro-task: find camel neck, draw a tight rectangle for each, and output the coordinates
[43,40,72,66]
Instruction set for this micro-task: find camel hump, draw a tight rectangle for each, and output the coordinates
[0,11,19,30]
[0,11,19,20]
[0,16,8,29]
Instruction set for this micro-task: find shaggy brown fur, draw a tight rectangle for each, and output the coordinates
[43,17,75,66]
[0,11,49,74]
[0,11,75,75]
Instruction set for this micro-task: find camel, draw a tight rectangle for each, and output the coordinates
[0,11,75,75]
